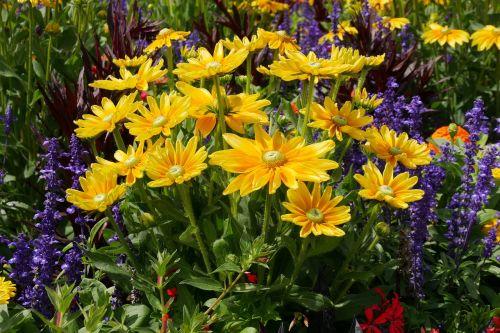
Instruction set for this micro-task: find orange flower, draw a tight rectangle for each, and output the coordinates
[428,125,470,153]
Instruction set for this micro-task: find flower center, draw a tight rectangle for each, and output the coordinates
[93,193,107,203]
[389,147,403,155]
[168,165,184,177]
[276,30,287,37]
[152,115,168,128]
[206,61,222,70]
[103,114,113,123]
[124,156,139,168]
[332,115,348,126]
[262,150,286,168]
[306,208,324,224]
[378,185,394,196]
[441,26,450,33]
[309,61,321,68]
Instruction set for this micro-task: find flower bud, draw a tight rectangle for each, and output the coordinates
[45,21,60,35]
[448,123,458,140]
[375,222,390,237]
[140,212,156,226]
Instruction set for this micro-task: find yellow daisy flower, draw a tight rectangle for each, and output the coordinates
[269,50,353,82]
[369,0,392,11]
[113,55,148,68]
[125,93,190,141]
[471,25,500,51]
[330,46,366,74]
[381,17,410,31]
[422,23,469,48]
[482,219,499,243]
[282,182,351,238]
[222,35,267,53]
[95,141,148,185]
[146,137,208,187]
[176,82,270,137]
[0,277,16,305]
[209,125,338,196]
[364,125,432,169]
[173,41,248,82]
[354,161,424,209]
[180,46,198,59]
[74,92,139,139]
[352,88,384,111]
[493,167,500,180]
[89,59,168,91]
[66,168,127,212]
[364,54,385,67]
[319,21,358,44]
[309,99,373,141]
[251,0,289,13]
[257,28,301,55]
[144,28,191,54]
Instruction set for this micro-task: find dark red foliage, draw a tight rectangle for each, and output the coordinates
[359,288,405,333]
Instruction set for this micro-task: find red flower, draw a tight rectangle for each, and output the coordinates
[167,288,177,298]
[360,289,405,333]
[291,102,299,114]
[245,272,257,284]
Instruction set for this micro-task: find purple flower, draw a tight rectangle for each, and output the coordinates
[295,4,329,59]
[1,105,14,136]
[464,99,488,143]
[61,245,83,283]
[482,215,499,258]
[0,169,5,185]
[398,24,414,54]
[9,234,33,287]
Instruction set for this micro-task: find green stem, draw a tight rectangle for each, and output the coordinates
[213,76,227,150]
[166,47,175,92]
[356,69,368,93]
[262,191,273,242]
[337,137,353,163]
[159,277,167,333]
[204,269,245,315]
[301,77,315,141]
[45,36,52,83]
[178,184,212,274]
[245,55,252,94]
[112,127,126,152]
[137,180,161,225]
[329,77,342,101]
[288,237,310,288]
[90,139,98,157]
[105,208,139,268]
[331,205,380,293]
[26,4,34,118]
[366,234,380,252]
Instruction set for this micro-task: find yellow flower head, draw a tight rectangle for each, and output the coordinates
[174,41,249,81]
[309,98,373,141]
[352,88,384,111]
[113,55,148,68]
[74,92,139,139]
[422,23,470,48]
[282,182,351,238]
[319,21,359,44]
[95,141,148,185]
[493,168,500,180]
[369,0,392,11]
[364,125,432,169]
[222,35,267,53]
[354,161,424,209]
[330,46,366,74]
[180,46,199,59]
[257,28,301,55]
[364,54,385,67]
[89,59,168,91]
[144,28,191,54]
[66,168,127,212]
[381,17,410,31]
[269,50,353,82]
[471,25,500,51]
[177,82,270,137]
[482,219,500,243]
[0,277,16,305]
[209,125,339,196]
[125,93,190,141]
[251,0,289,13]
[146,137,208,187]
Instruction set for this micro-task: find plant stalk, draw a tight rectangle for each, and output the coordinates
[262,191,273,242]
[301,77,316,140]
[166,47,175,92]
[105,208,139,268]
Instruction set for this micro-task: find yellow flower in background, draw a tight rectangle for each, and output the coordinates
[420,0,448,5]
[282,182,351,238]
[369,0,392,11]
[471,25,500,51]
[352,88,384,111]
[180,46,198,59]
[95,141,148,185]
[177,82,270,137]
[222,35,267,53]
[309,99,373,141]
[422,23,469,48]
[209,125,338,196]
[354,161,424,209]
[174,41,248,81]
[251,0,289,13]
[269,50,353,81]
[146,137,208,187]
[0,277,16,304]
[89,59,168,91]
[493,168,500,180]
[482,219,500,243]
[144,28,191,54]
[257,28,301,54]
[364,54,385,67]
[364,126,432,169]
[113,55,148,68]
[74,93,139,139]
[330,46,366,74]
[319,21,358,43]
[125,93,190,141]
[66,168,127,212]
[381,17,410,31]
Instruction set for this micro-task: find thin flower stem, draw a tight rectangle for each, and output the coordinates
[45,36,52,83]
[213,76,227,150]
[301,77,315,141]
[158,276,166,333]
[26,4,34,120]
[329,77,342,101]
[137,180,161,229]
[204,269,245,316]
[288,237,310,289]
[90,139,98,157]
[245,55,252,94]
[166,47,175,92]
[178,184,213,274]
[331,205,380,294]
[262,191,273,242]
[105,208,139,268]
[337,137,353,163]
[112,127,127,152]
[356,69,368,93]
